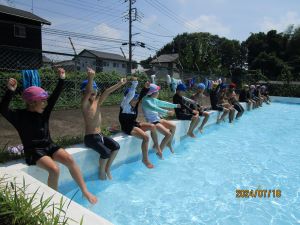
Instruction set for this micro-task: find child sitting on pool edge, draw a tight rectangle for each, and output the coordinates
[0,68,97,204]
[190,83,210,133]
[173,83,200,138]
[142,83,180,154]
[81,68,126,180]
[119,77,162,168]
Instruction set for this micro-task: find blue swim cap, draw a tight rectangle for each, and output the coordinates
[80,80,98,91]
[124,88,130,96]
[133,93,139,100]
[176,83,187,91]
[124,88,139,100]
[220,83,228,89]
[197,83,206,90]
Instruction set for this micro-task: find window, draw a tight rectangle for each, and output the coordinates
[122,63,126,68]
[113,62,119,68]
[14,25,26,38]
[103,61,109,67]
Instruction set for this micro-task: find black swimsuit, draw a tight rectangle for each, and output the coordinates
[0,79,64,165]
[173,93,195,120]
[119,87,149,135]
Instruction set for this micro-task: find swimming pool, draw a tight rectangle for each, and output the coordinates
[64,103,300,225]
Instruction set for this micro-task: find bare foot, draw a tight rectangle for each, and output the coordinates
[106,169,112,180]
[156,151,163,159]
[154,144,162,154]
[142,159,154,169]
[167,144,174,153]
[217,118,221,124]
[99,171,107,180]
[83,191,98,204]
[187,132,196,138]
[198,128,204,134]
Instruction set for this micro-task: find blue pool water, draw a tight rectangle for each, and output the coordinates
[65,103,300,225]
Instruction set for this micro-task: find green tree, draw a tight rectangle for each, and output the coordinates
[251,52,290,80]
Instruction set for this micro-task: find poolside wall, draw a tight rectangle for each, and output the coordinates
[1,100,267,225]
[270,96,300,104]
[22,103,244,187]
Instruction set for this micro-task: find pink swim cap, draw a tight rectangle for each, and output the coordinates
[22,86,49,102]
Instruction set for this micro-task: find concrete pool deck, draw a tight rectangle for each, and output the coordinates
[1,97,298,225]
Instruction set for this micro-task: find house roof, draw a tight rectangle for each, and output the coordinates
[0,4,51,25]
[150,53,179,64]
[79,49,128,62]
[42,55,52,63]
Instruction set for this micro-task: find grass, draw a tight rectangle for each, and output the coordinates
[55,135,84,148]
[0,175,83,225]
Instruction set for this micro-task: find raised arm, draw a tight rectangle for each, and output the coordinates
[0,78,18,126]
[43,68,65,116]
[97,78,127,106]
[137,81,150,104]
[81,68,96,108]
[121,78,138,107]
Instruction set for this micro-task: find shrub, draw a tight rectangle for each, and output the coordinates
[0,175,83,225]
[0,144,24,164]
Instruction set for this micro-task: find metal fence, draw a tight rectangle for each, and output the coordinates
[0,46,179,109]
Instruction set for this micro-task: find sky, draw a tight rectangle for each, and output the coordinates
[1,0,300,62]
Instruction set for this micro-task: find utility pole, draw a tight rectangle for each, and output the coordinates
[128,0,132,75]
[68,37,79,72]
[68,37,77,55]
[124,0,138,75]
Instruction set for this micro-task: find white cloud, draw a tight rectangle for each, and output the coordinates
[143,15,157,27]
[92,23,122,39]
[260,11,300,32]
[185,15,230,37]
[0,0,12,6]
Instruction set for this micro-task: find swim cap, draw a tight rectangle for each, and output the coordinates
[124,88,139,100]
[147,84,161,95]
[220,83,228,89]
[250,85,255,89]
[22,86,48,102]
[176,83,187,92]
[80,80,98,91]
[229,83,236,89]
[124,88,130,96]
[197,83,206,90]
[133,93,140,100]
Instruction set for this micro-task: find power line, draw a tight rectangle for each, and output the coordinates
[43,37,122,51]
[143,0,202,32]
[45,0,122,18]
[42,28,127,43]
[13,1,126,37]
[133,25,174,38]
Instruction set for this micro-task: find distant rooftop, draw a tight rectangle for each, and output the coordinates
[150,53,179,64]
[79,49,128,62]
[0,4,51,25]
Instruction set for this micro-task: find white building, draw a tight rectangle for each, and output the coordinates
[150,53,181,79]
[75,49,128,75]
